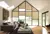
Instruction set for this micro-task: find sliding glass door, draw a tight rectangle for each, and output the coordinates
[42,11,49,26]
[42,14,46,26]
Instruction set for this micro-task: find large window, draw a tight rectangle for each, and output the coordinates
[12,1,39,26]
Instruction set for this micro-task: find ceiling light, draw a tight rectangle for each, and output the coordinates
[0,1,9,9]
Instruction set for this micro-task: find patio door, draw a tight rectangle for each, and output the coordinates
[42,11,49,26]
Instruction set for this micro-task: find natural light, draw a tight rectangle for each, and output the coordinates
[0,1,9,9]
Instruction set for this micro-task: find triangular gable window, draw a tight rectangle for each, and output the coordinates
[12,0,39,26]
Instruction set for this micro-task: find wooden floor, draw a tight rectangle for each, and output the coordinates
[32,26,42,34]
[0,31,6,34]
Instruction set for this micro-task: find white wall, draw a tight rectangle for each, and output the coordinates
[0,7,3,20]
[0,7,4,26]
[0,7,3,30]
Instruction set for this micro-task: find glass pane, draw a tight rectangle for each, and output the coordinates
[26,2,31,11]
[12,12,18,22]
[13,12,18,17]
[46,13,49,25]
[32,7,37,11]
[19,9,25,11]
[19,2,25,9]
[26,12,31,16]
[12,17,18,22]
[19,16,25,23]
[32,20,38,25]
[26,17,31,25]
[19,12,25,16]
[43,14,45,26]
[19,11,25,23]
[13,7,18,12]
[32,12,38,20]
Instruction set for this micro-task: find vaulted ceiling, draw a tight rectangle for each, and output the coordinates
[0,0,49,11]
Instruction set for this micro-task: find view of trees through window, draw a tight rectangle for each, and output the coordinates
[12,1,39,26]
